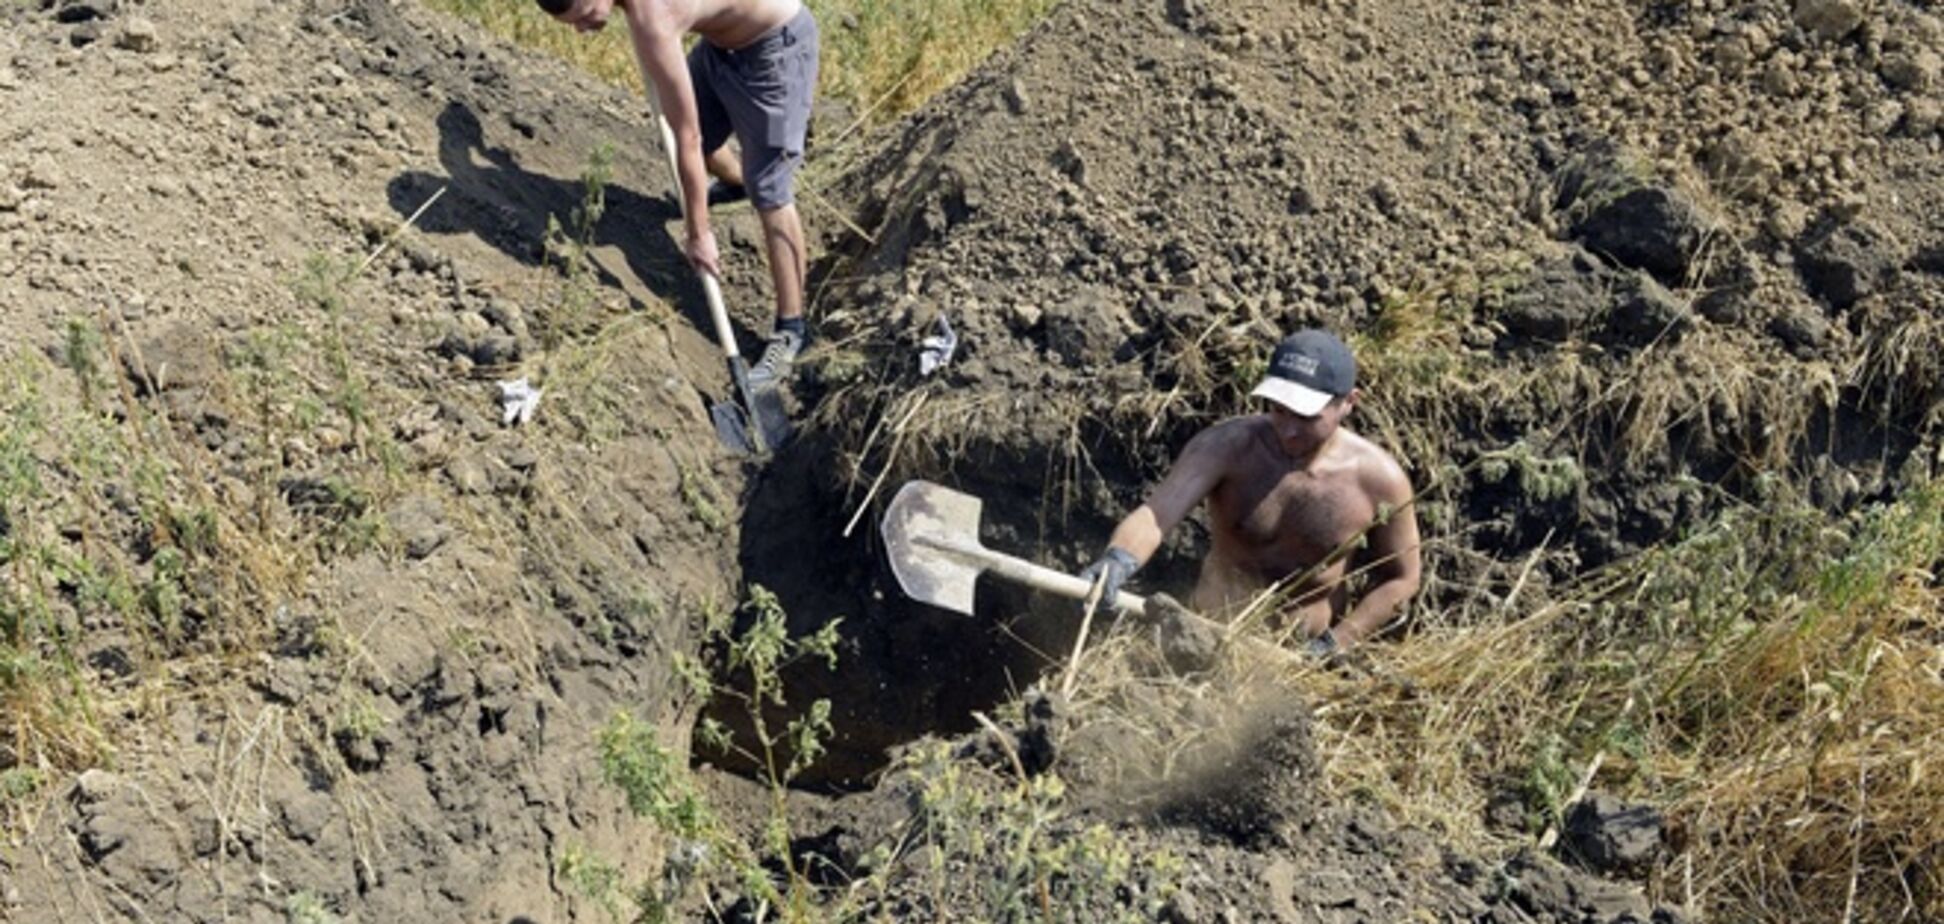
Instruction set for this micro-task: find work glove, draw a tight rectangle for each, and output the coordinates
[1305,628,1340,660]
[1078,546,1139,609]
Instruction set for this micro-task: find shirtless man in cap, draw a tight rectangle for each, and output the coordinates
[548,0,818,384]
[1081,329,1422,655]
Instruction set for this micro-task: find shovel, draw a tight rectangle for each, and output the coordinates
[881,481,1298,668]
[618,29,787,454]
[647,107,790,455]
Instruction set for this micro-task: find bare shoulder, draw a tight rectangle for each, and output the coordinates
[1171,415,1259,473]
[1339,428,1413,504]
[1184,415,1261,457]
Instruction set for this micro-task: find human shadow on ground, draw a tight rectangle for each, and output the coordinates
[386,101,759,346]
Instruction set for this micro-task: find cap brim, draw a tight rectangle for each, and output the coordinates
[1252,377,1332,416]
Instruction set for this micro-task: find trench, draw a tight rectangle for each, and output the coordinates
[689,433,1075,789]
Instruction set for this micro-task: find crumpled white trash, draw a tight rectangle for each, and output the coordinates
[498,377,543,427]
[919,314,958,377]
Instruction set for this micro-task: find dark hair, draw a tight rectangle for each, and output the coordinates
[536,0,572,14]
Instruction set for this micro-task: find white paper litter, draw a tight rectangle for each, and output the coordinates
[498,377,543,427]
[918,314,958,377]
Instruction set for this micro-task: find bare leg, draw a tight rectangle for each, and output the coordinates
[754,203,806,324]
[705,145,744,186]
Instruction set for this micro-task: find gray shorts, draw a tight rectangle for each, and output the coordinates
[689,7,820,211]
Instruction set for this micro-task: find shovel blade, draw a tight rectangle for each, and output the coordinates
[880,480,986,615]
[709,399,761,455]
[707,359,794,456]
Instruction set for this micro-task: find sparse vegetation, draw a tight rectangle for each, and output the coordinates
[425,0,1058,131]
[1281,475,1944,920]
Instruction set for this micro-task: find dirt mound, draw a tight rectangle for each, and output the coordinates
[807,0,1943,586]
[2,0,766,919]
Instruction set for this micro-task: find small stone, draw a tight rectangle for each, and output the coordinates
[1905,98,1942,136]
[68,22,105,47]
[1001,78,1029,115]
[1764,201,1812,241]
[0,69,18,91]
[504,447,540,470]
[1793,0,1864,42]
[1007,302,1043,331]
[148,53,178,73]
[387,496,448,561]
[1866,100,1905,136]
[22,157,62,191]
[1880,49,1939,92]
[1560,793,1666,877]
[1769,306,1830,356]
[75,768,121,804]
[115,16,159,53]
[446,454,491,495]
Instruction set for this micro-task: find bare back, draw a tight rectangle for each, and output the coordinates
[630,0,799,47]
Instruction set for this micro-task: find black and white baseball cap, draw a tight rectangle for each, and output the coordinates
[1250,329,1357,416]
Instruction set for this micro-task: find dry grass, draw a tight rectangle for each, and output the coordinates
[1050,472,1941,920]
[1262,476,1944,921]
[423,0,1058,129]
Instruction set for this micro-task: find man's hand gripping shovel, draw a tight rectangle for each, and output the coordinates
[645,106,791,455]
[880,481,1299,683]
[548,0,789,455]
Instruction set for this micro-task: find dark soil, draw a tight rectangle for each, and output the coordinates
[2,0,1939,920]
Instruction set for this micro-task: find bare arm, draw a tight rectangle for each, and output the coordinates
[1333,455,1421,646]
[621,0,718,268]
[1105,424,1235,565]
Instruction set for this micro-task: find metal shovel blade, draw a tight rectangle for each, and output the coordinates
[707,359,793,456]
[881,480,987,615]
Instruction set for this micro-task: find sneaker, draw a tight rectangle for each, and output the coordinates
[706,181,748,207]
[747,329,802,387]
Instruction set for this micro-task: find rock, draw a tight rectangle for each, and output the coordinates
[1880,49,1939,93]
[1042,286,1129,366]
[1769,306,1830,357]
[1764,200,1813,241]
[74,768,121,804]
[1160,890,1204,924]
[1795,220,1898,310]
[1606,271,1691,344]
[446,453,491,495]
[469,332,520,366]
[51,0,118,23]
[1506,850,1652,920]
[114,15,158,53]
[387,495,448,560]
[1571,185,1708,283]
[0,69,18,91]
[1485,789,1529,833]
[1001,77,1029,115]
[1793,0,1864,42]
[68,21,104,47]
[1561,793,1665,877]
[1500,250,1606,342]
[278,790,332,843]
[1904,97,1942,137]
[21,157,62,191]
[1150,593,1222,674]
[1006,301,1043,331]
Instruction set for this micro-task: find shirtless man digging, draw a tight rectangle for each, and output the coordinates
[1081,329,1422,656]
[547,0,818,384]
